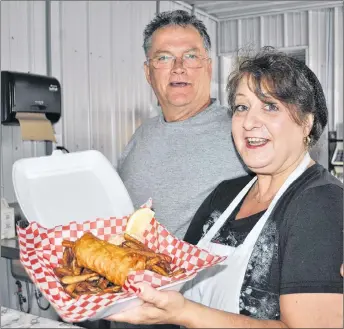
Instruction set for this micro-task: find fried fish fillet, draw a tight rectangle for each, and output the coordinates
[73,232,146,286]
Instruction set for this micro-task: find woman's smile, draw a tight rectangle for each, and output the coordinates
[245,137,270,149]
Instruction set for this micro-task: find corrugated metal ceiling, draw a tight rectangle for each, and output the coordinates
[181,0,343,20]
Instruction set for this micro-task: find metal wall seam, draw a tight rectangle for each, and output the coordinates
[307,8,331,167]
[283,13,288,48]
[45,0,53,155]
[216,19,221,102]
[333,6,343,127]
[194,11,219,99]
[156,1,160,15]
[259,16,264,48]
[86,0,92,151]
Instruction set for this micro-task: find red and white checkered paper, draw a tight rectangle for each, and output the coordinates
[17,199,226,323]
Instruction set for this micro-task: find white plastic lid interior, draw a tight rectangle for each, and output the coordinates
[12,150,134,228]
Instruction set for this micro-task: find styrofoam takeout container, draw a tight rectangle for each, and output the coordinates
[12,150,134,228]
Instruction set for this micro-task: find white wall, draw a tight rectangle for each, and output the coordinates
[50,1,157,167]
[218,5,343,168]
[1,1,47,203]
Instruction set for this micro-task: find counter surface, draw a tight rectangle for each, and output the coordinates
[1,307,84,328]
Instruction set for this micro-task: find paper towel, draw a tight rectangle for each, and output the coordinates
[15,112,56,142]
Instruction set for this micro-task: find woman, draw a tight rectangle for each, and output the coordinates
[107,48,343,328]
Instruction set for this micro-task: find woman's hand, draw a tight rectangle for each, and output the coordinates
[106,282,188,326]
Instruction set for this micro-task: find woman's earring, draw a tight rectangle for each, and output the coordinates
[304,136,311,146]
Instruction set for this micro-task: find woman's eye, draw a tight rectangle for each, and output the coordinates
[264,103,278,111]
[234,105,248,112]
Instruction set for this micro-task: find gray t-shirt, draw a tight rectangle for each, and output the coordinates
[117,99,247,239]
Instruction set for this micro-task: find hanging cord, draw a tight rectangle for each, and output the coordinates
[55,146,70,153]
[34,287,50,311]
[15,280,32,314]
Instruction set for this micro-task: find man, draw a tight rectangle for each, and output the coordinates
[117,10,247,240]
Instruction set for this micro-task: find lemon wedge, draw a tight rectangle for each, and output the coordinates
[126,208,155,242]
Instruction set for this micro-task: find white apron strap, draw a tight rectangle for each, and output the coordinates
[199,153,311,248]
[243,152,312,246]
[198,177,257,247]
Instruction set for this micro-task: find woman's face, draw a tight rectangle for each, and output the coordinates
[232,76,313,175]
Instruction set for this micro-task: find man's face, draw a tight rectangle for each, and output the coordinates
[144,25,212,111]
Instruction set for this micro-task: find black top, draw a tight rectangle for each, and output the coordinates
[184,163,343,319]
[203,194,264,247]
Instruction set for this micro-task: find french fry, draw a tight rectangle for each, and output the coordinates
[157,253,172,263]
[62,247,73,267]
[81,268,96,275]
[61,273,98,285]
[87,276,100,282]
[151,265,169,276]
[75,282,88,293]
[98,277,109,289]
[65,283,77,296]
[124,233,172,263]
[122,241,141,250]
[81,282,102,293]
[128,249,167,263]
[102,286,122,294]
[168,268,186,277]
[123,233,153,252]
[146,257,161,269]
[71,259,82,276]
[62,240,74,248]
[157,260,171,273]
[53,266,74,277]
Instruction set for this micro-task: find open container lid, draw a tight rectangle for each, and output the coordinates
[12,150,134,228]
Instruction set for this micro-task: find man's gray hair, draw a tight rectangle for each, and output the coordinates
[143,10,211,57]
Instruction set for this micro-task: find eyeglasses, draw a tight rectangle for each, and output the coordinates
[146,54,210,69]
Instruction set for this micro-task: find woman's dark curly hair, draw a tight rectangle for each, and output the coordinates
[226,47,328,147]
